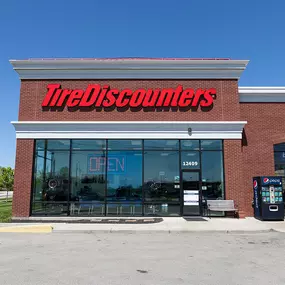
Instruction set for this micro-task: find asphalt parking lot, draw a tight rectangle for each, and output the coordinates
[0,231,285,285]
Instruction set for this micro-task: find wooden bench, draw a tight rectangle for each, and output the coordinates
[206,200,238,217]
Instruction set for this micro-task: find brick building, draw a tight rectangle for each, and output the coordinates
[10,58,285,218]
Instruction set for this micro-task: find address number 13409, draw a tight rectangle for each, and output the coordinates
[182,161,198,166]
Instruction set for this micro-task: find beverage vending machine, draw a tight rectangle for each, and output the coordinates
[253,176,284,221]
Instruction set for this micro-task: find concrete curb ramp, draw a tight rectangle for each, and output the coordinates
[0,225,53,233]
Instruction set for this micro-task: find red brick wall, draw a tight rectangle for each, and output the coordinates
[224,140,246,217]
[12,139,34,217]
[240,103,285,216]
[14,79,247,218]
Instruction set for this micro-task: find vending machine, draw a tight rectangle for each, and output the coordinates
[253,176,284,221]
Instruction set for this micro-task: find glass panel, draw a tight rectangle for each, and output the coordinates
[181,151,200,169]
[274,151,285,195]
[44,150,70,202]
[144,204,180,216]
[201,140,222,150]
[144,151,179,202]
[181,140,200,150]
[32,150,45,204]
[32,148,70,215]
[106,202,142,216]
[144,140,179,150]
[108,140,142,150]
[201,151,224,200]
[32,202,68,215]
[182,172,200,215]
[35,140,45,151]
[107,151,142,211]
[47,140,70,150]
[70,202,105,216]
[70,151,106,215]
[274,143,285,152]
[72,140,106,150]
[274,151,285,166]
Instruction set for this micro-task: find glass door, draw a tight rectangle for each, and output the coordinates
[182,171,201,216]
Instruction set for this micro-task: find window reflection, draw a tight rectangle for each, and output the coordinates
[32,149,70,215]
[108,140,142,150]
[33,151,45,203]
[47,140,70,150]
[274,144,285,195]
[71,151,106,202]
[107,151,142,201]
[72,140,105,150]
[201,140,222,150]
[32,139,225,216]
[144,151,179,202]
[144,140,179,150]
[201,151,224,200]
[44,151,69,202]
[181,140,199,150]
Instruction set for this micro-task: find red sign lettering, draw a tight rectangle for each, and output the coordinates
[42,84,216,110]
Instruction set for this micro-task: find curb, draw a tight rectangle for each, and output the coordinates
[0,225,53,233]
[52,229,277,234]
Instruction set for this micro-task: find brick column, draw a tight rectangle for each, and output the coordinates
[12,139,34,218]
[223,140,246,218]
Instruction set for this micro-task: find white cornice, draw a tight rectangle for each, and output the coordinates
[11,121,247,139]
[239,87,285,102]
[10,58,249,80]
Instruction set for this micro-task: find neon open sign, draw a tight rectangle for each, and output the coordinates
[88,155,125,174]
[42,84,216,111]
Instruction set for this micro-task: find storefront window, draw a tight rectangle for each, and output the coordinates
[47,139,70,150]
[201,140,222,150]
[72,140,105,150]
[201,151,224,200]
[144,151,179,201]
[32,150,45,204]
[144,140,179,150]
[274,143,285,194]
[31,139,225,217]
[32,147,70,215]
[35,140,45,151]
[181,151,200,169]
[181,140,200,150]
[108,140,142,150]
[70,151,106,216]
[107,150,142,215]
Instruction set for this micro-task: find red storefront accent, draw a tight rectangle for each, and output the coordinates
[42,84,216,109]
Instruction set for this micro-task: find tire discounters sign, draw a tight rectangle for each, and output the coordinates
[42,84,216,110]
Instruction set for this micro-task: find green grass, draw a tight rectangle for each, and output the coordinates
[0,199,12,222]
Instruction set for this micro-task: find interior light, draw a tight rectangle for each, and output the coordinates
[187,153,197,156]
[131,140,142,146]
[166,140,178,146]
[201,141,214,146]
[183,141,193,147]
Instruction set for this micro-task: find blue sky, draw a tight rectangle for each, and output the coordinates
[0,0,284,167]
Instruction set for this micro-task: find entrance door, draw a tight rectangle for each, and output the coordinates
[182,171,201,216]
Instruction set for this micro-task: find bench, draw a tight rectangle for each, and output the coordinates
[206,200,238,218]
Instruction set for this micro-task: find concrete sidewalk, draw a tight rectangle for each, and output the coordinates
[2,217,285,233]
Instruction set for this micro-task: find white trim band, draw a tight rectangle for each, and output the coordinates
[11,121,247,139]
[10,59,249,79]
[239,87,285,102]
